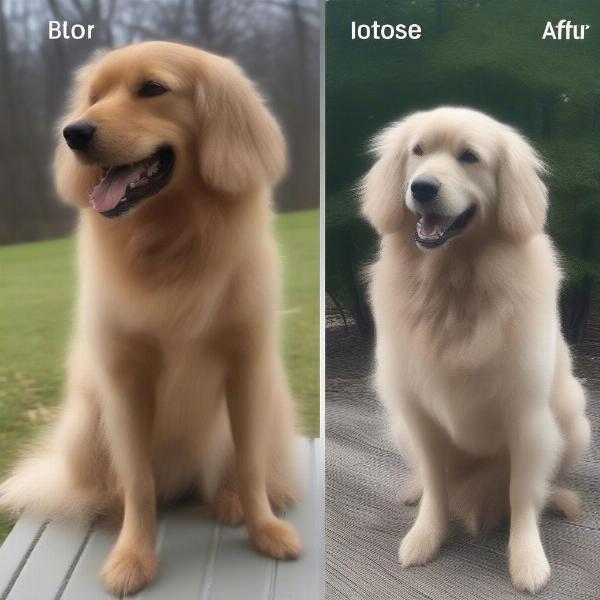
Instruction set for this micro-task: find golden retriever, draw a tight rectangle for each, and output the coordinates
[361,107,591,593]
[0,41,302,596]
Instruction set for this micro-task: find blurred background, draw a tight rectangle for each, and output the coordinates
[0,0,319,241]
[327,0,600,348]
[0,0,319,541]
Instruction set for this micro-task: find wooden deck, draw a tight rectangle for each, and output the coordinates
[0,438,323,600]
[326,323,600,600]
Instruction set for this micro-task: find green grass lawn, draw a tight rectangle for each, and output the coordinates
[276,210,320,436]
[0,208,319,542]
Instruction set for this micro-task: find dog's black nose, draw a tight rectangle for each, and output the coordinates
[63,120,96,150]
[411,176,440,203]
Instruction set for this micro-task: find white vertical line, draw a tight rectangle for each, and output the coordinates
[199,523,221,600]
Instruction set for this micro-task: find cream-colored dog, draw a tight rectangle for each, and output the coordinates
[0,42,301,596]
[361,107,590,593]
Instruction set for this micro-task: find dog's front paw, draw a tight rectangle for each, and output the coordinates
[252,518,302,560]
[509,546,550,594]
[101,546,157,596]
[399,521,445,567]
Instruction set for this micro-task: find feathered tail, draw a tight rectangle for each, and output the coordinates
[0,449,106,523]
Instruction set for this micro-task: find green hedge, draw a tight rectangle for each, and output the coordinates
[326,0,600,340]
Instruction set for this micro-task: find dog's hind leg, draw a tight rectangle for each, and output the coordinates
[551,338,591,477]
[200,458,245,527]
[203,485,245,527]
[547,486,581,519]
[400,476,423,506]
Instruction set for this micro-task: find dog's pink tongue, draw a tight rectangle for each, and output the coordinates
[89,165,145,213]
[421,213,451,236]
[421,214,436,236]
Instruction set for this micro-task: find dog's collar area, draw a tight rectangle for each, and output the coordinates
[415,204,476,249]
[89,146,175,219]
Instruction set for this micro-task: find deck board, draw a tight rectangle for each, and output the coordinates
[274,438,325,600]
[4,520,91,600]
[60,527,116,600]
[0,518,47,600]
[0,438,323,600]
[209,522,276,599]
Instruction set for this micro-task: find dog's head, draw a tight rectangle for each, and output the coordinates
[361,107,548,248]
[55,41,286,218]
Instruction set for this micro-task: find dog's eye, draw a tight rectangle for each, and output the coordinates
[412,144,424,156]
[138,81,169,98]
[459,149,479,163]
[89,94,98,105]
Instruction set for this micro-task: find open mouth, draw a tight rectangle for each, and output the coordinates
[89,147,174,218]
[415,205,476,249]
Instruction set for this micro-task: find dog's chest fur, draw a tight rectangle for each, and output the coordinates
[395,246,517,368]
[373,236,559,455]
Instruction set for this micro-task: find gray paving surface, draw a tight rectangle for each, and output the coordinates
[326,321,600,600]
[0,438,324,600]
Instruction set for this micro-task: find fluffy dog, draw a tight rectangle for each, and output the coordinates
[361,107,590,593]
[0,41,302,596]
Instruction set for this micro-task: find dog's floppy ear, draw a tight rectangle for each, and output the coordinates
[196,58,286,194]
[360,121,410,234]
[497,127,548,241]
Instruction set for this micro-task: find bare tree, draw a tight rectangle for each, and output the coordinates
[0,0,319,243]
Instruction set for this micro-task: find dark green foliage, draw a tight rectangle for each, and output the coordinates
[326,0,600,341]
